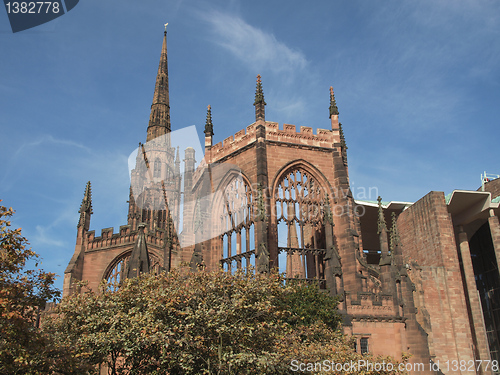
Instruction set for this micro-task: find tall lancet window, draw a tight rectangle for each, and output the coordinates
[154,158,161,178]
[219,177,255,272]
[275,168,327,286]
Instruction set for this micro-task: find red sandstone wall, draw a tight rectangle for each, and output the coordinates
[347,321,406,358]
[481,178,500,200]
[79,227,166,292]
[199,122,344,271]
[398,191,475,374]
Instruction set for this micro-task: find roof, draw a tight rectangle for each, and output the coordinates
[446,189,500,225]
[355,200,413,211]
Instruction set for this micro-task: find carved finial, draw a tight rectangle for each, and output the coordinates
[329,86,339,118]
[161,180,174,243]
[390,212,401,251]
[77,181,93,229]
[339,123,347,149]
[164,22,168,34]
[254,75,266,121]
[339,122,348,166]
[254,75,266,105]
[204,104,214,136]
[377,196,387,234]
[126,223,151,279]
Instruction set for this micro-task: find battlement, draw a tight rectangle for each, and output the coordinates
[265,122,336,147]
[209,121,338,163]
[210,123,257,162]
[344,292,398,319]
[85,225,165,252]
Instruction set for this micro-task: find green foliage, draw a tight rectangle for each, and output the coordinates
[46,269,408,375]
[0,200,409,374]
[275,281,341,329]
[0,201,80,374]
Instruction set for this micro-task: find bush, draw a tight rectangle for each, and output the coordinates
[46,268,408,374]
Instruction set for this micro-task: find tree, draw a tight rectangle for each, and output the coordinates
[46,268,409,374]
[274,280,341,330]
[0,201,83,374]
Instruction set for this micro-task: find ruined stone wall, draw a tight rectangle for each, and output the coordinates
[79,226,166,292]
[398,191,476,374]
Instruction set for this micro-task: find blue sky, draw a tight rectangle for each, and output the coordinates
[1,0,499,291]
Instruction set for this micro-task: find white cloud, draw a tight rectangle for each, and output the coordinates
[198,10,307,73]
[12,135,92,158]
[34,225,66,248]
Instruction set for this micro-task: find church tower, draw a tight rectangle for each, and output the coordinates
[147,26,171,141]
[128,27,181,234]
[63,29,182,296]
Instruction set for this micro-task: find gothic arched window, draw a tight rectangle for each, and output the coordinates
[275,168,326,285]
[105,251,161,290]
[219,176,254,272]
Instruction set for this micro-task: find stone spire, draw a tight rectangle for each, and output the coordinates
[127,185,140,230]
[254,74,266,121]
[204,105,214,136]
[329,86,339,117]
[390,212,405,275]
[339,123,347,149]
[377,196,388,235]
[377,196,391,267]
[339,122,348,166]
[390,212,401,253]
[77,181,92,231]
[126,224,150,278]
[147,27,171,142]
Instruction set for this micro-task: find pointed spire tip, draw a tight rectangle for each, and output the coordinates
[254,74,266,109]
[204,104,214,136]
[77,181,93,228]
[147,27,171,140]
[329,85,339,117]
[377,196,387,234]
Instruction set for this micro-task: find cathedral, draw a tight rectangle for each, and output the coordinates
[63,30,500,375]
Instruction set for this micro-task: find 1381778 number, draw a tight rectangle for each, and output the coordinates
[5,2,60,14]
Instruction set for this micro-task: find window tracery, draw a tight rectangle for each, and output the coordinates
[105,251,161,289]
[219,176,255,272]
[275,168,327,286]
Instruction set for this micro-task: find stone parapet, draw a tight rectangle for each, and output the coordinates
[345,292,399,319]
[85,226,165,252]
[209,122,337,164]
